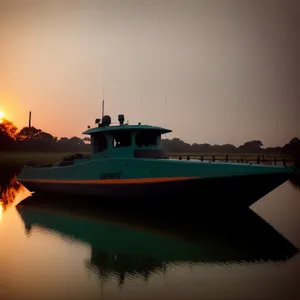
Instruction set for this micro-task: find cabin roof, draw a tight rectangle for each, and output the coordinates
[82,124,172,135]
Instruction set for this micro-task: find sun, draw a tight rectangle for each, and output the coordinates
[0,111,5,123]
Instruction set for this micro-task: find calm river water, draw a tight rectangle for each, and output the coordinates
[0,169,299,300]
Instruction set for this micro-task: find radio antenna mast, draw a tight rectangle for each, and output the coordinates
[102,75,105,118]
[164,92,168,139]
[164,92,167,128]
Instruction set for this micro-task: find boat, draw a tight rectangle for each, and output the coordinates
[16,113,299,210]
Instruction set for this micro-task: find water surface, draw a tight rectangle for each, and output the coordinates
[0,168,299,300]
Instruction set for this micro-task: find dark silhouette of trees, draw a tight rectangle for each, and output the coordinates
[0,119,18,150]
[0,118,299,158]
[0,120,90,153]
[56,137,89,152]
[83,137,91,143]
[237,140,264,153]
[162,137,300,157]
[282,138,300,157]
[162,138,191,153]
[15,127,58,151]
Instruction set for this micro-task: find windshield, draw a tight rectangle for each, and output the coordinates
[135,130,159,147]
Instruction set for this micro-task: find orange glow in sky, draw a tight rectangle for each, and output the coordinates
[0,1,298,147]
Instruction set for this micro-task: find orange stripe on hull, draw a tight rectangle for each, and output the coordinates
[18,177,199,185]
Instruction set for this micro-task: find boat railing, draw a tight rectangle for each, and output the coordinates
[169,154,294,166]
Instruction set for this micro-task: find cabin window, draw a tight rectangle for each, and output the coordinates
[93,134,107,153]
[113,131,131,148]
[134,149,168,159]
[135,130,159,147]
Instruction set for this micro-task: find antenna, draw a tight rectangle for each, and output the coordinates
[164,92,168,139]
[141,95,143,123]
[102,75,105,118]
[164,92,167,128]
[102,100,104,118]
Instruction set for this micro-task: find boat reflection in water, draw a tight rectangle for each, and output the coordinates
[17,202,299,288]
[0,168,32,210]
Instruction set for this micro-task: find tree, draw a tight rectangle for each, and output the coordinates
[15,126,57,151]
[0,119,18,150]
[238,140,263,152]
[282,137,300,157]
[83,137,91,143]
[57,137,90,152]
[16,127,43,141]
[162,138,191,153]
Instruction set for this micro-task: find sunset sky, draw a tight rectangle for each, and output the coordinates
[0,0,299,147]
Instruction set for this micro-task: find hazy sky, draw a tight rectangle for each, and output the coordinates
[0,0,299,147]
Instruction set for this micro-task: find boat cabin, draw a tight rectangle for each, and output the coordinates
[82,114,171,160]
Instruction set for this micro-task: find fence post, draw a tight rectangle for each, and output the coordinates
[226,155,228,162]
[201,156,203,161]
[212,155,215,162]
[274,156,277,165]
[257,156,260,164]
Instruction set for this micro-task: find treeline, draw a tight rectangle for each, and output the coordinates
[0,118,299,157]
[162,137,300,157]
[0,119,90,152]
